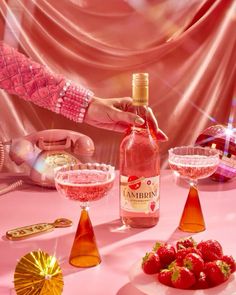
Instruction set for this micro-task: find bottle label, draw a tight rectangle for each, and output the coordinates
[120,175,159,213]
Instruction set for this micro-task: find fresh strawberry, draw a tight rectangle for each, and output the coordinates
[204,260,231,286]
[197,239,223,262]
[184,253,204,276]
[158,269,173,287]
[176,247,202,265]
[168,260,182,270]
[192,272,210,289]
[171,266,196,289]
[176,237,196,250]
[142,252,162,274]
[222,255,236,274]
[153,242,176,268]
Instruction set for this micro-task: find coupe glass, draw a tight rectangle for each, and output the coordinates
[168,146,219,233]
[54,163,115,268]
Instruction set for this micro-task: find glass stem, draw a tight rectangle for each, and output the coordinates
[80,202,89,210]
[189,179,197,188]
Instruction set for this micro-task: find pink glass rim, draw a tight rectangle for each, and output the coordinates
[168,146,219,158]
[54,162,115,181]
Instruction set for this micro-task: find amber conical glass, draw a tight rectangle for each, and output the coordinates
[179,184,205,232]
[69,208,101,268]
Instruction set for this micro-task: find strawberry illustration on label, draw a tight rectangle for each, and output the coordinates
[128,176,141,190]
[149,201,156,212]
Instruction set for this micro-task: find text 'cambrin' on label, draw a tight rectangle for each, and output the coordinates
[120,175,160,213]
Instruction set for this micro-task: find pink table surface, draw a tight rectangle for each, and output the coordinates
[0,170,236,295]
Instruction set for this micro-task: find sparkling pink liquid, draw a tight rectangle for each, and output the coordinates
[169,161,218,179]
[55,170,114,202]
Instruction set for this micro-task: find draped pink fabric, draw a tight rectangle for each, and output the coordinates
[0,0,235,171]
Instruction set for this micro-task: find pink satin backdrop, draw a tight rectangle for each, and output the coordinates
[0,0,236,172]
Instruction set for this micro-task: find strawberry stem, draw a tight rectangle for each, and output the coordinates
[153,242,162,252]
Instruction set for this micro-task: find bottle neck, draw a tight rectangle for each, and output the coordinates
[133,104,148,113]
[131,73,149,129]
[132,86,149,107]
[132,74,149,106]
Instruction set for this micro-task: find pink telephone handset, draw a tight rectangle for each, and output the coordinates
[0,129,95,191]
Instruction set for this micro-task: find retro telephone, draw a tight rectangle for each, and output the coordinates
[0,129,95,193]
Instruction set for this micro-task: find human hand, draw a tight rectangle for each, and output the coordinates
[84,96,168,141]
[146,107,168,142]
[84,96,144,132]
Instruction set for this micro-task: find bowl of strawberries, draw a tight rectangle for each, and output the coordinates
[129,237,235,294]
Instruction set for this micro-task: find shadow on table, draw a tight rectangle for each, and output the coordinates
[0,219,148,276]
[172,175,236,192]
[117,283,144,295]
[60,219,149,275]
[165,227,199,244]
[117,270,236,295]
[0,286,11,295]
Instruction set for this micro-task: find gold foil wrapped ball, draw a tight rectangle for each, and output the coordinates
[14,250,63,295]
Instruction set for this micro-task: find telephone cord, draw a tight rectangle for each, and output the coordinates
[0,180,24,196]
[0,141,4,171]
[0,140,24,196]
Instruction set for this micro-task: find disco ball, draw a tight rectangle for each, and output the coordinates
[195,124,236,182]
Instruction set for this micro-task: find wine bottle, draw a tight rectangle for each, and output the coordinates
[119,73,160,228]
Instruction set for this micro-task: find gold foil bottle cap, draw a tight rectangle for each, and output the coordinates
[132,73,149,106]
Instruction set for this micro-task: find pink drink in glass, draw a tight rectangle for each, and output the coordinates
[55,170,114,202]
[169,156,219,180]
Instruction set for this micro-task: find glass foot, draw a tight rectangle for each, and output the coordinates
[179,185,205,233]
[69,209,101,268]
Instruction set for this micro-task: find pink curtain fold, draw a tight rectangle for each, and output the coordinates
[0,0,235,172]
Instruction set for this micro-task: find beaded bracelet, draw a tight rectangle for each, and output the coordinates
[55,80,93,123]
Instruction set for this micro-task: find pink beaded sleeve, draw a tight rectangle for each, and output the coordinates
[0,42,93,123]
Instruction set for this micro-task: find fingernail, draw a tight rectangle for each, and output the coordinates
[135,117,145,125]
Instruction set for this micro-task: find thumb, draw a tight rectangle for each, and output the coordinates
[156,129,168,142]
[112,108,145,126]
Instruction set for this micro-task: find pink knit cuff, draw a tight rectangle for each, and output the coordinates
[54,80,94,123]
[0,42,94,123]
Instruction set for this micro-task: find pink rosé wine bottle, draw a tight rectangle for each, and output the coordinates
[119,73,160,228]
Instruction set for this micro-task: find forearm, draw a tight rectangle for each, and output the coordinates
[0,42,93,122]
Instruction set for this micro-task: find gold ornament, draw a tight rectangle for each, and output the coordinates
[14,250,63,295]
